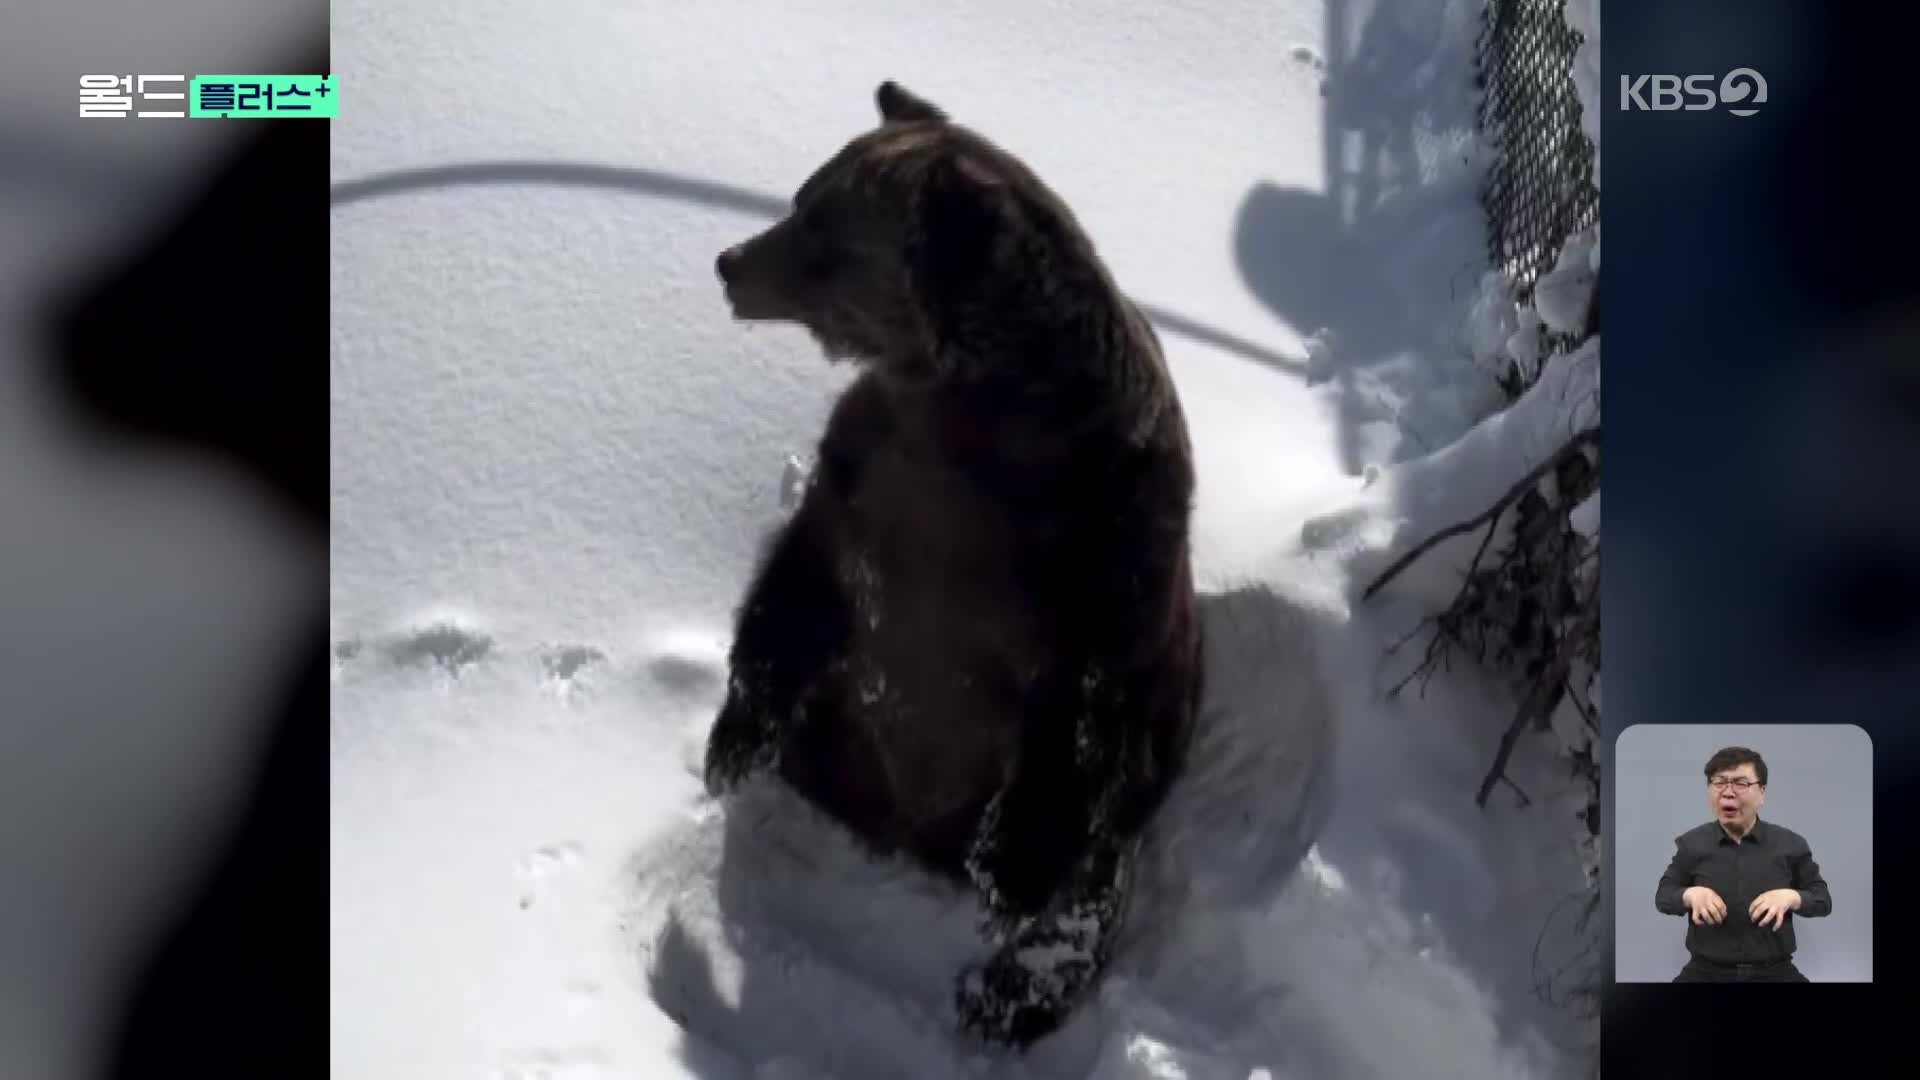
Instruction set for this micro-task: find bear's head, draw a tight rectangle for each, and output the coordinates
[716,81,1096,382]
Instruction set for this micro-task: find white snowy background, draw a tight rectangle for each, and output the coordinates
[329,0,1603,1077]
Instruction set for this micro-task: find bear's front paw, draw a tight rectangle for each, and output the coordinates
[954,951,1083,1050]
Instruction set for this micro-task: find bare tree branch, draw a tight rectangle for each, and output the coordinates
[1363,426,1601,602]
[1499,774,1532,807]
[1476,575,1600,808]
[1564,676,1599,733]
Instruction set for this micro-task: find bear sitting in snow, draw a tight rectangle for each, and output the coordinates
[704,80,1204,1048]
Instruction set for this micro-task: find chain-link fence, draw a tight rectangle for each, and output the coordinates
[1473,0,1600,384]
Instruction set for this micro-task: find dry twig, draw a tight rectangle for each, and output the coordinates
[1359,425,1602,813]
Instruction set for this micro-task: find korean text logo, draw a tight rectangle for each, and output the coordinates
[80,75,337,119]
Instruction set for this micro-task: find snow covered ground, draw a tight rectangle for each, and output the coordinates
[329,0,1601,1077]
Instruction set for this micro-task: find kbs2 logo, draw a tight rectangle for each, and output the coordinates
[1619,68,1767,116]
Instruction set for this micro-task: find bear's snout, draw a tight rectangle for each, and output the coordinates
[716,242,767,319]
[715,233,798,322]
[715,245,743,286]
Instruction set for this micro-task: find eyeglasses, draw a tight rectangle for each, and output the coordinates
[1708,777,1758,791]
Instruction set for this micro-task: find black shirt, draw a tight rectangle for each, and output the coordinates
[1654,817,1833,965]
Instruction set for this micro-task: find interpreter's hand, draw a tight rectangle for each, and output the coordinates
[1749,888,1802,930]
[1682,885,1727,925]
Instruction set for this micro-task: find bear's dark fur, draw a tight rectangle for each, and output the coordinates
[706,80,1204,1048]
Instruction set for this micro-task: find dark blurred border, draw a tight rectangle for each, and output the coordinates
[1603,1,1913,1072]
[38,38,328,1080]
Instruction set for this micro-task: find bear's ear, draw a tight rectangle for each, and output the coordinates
[876,80,947,125]
[911,152,1012,302]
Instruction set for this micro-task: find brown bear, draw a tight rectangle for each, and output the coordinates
[705,80,1204,1049]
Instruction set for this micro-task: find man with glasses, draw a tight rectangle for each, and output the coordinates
[1653,746,1833,982]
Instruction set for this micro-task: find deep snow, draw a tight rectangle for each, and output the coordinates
[329,0,1601,1076]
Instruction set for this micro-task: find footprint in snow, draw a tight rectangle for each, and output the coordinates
[647,653,724,698]
[382,620,494,674]
[542,644,605,681]
[515,842,583,910]
[643,628,728,699]
[539,643,608,703]
[328,616,732,700]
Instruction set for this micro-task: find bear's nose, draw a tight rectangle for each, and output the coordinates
[715,246,740,284]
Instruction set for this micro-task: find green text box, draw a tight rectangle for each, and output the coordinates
[190,75,336,118]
